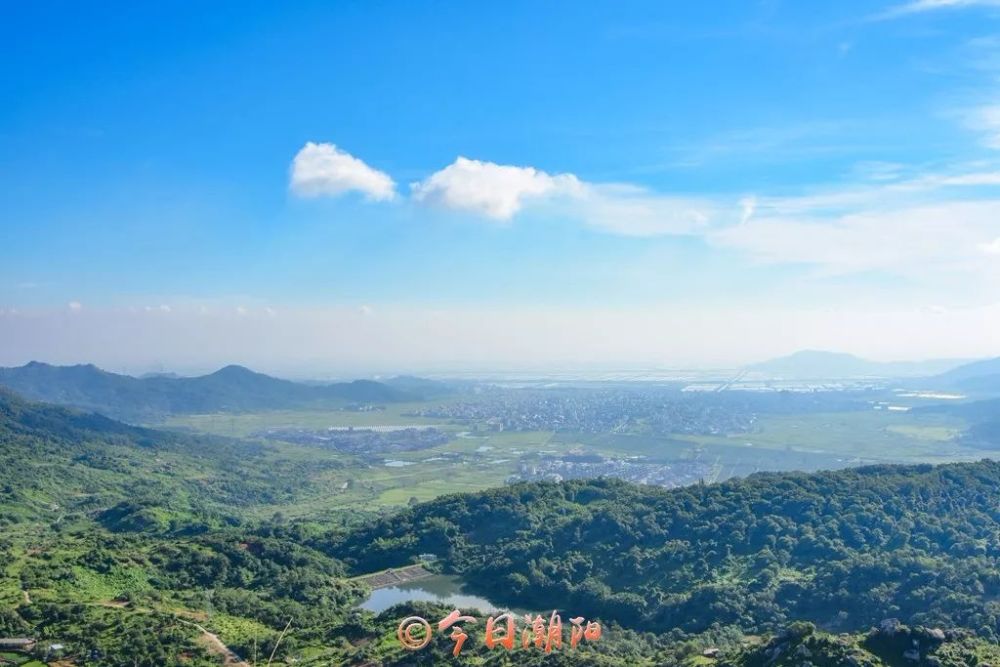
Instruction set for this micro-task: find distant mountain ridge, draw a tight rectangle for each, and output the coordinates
[916,357,1000,397]
[748,349,970,379]
[928,356,1000,394]
[0,361,421,422]
[935,356,1000,382]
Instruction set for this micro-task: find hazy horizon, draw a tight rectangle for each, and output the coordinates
[0,309,986,381]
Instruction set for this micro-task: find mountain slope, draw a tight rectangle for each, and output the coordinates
[934,356,1000,383]
[0,361,415,421]
[0,387,339,531]
[0,389,369,666]
[930,356,1000,394]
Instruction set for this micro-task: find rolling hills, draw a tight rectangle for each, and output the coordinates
[4,388,1000,664]
[0,361,418,421]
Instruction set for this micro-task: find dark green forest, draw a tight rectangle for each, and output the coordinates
[327,463,1000,638]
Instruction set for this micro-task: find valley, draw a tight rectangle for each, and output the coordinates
[3,357,1000,665]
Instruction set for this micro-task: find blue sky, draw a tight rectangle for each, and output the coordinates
[3,0,1000,372]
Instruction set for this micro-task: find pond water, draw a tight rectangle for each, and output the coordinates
[359,574,517,614]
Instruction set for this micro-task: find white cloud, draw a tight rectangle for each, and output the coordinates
[359,304,374,316]
[283,141,1000,274]
[67,301,82,312]
[411,156,717,236]
[290,142,396,201]
[411,157,583,220]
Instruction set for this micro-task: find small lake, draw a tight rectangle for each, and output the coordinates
[359,574,518,614]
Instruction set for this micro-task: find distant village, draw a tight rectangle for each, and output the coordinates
[407,389,756,436]
[508,453,712,488]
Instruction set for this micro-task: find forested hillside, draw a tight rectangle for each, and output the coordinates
[0,386,338,531]
[0,389,373,665]
[327,462,1000,639]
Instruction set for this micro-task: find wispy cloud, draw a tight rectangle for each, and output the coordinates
[410,157,583,220]
[706,161,1000,288]
[963,104,1000,148]
[880,0,1000,18]
[711,199,1000,279]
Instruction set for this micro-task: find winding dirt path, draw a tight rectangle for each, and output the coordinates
[90,601,249,666]
[180,619,250,667]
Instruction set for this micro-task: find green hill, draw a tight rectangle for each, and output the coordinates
[327,462,1000,640]
[0,389,365,665]
[0,386,294,531]
[0,361,416,421]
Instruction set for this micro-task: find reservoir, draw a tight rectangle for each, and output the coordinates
[359,574,516,614]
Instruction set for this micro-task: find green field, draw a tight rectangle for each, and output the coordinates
[157,401,451,437]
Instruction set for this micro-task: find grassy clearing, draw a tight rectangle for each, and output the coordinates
[205,612,276,649]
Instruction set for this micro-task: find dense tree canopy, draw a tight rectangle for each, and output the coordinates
[327,462,1000,638]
